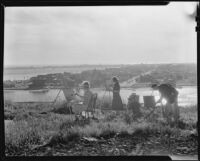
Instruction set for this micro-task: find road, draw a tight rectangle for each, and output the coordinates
[120,69,156,88]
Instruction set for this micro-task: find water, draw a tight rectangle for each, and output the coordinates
[3,66,116,81]
[4,67,87,80]
[93,87,197,106]
[4,86,197,107]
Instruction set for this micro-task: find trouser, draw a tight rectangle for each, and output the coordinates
[172,101,180,123]
[163,98,179,124]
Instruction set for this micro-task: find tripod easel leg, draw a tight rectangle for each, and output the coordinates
[51,89,62,110]
[100,90,107,113]
[68,103,73,121]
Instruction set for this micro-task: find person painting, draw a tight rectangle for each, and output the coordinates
[75,81,93,107]
[71,81,93,115]
[111,76,124,111]
[151,83,179,124]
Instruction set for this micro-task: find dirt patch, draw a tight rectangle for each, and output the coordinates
[26,133,146,156]
[23,132,198,156]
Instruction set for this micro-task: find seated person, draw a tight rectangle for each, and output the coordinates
[70,81,93,114]
[127,93,142,119]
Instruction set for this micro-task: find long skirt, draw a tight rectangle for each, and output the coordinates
[112,92,124,111]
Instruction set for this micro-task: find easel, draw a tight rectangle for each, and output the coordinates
[100,86,112,112]
[136,89,158,122]
[51,88,62,110]
[51,87,73,115]
[51,75,77,117]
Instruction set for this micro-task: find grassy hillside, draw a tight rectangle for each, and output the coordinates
[4,100,197,156]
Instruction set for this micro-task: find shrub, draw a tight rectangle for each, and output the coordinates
[51,102,73,114]
[4,111,15,120]
[103,111,118,122]
[13,112,31,121]
[5,113,75,155]
[5,120,41,155]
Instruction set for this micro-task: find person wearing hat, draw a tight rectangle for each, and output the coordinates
[71,81,93,116]
[111,76,124,111]
[75,81,93,106]
[151,83,179,124]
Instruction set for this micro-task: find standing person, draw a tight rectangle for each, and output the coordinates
[151,83,179,124]
[111,76,124,111]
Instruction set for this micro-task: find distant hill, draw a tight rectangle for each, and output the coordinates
[135,63,197,85]
[26,63,196,89]
[4,63,197,89]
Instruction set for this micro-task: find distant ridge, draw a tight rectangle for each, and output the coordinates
[4,62,197,69]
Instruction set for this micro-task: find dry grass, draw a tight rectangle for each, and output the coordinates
[5,112,75,155]
[4,102,197,156]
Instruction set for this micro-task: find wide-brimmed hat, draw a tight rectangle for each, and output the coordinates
[128,93,137,100]
[81,81,90,88]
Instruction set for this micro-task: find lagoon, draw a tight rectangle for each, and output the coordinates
[4,86,197,107]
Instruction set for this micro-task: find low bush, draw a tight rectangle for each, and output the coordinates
[51,102,73,114]
[5,113,75,155]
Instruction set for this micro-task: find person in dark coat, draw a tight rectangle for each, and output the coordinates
[127,93,142,119]
[111,76,124,111]
[151,83,179,124]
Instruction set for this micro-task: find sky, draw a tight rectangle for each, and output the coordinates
[4,2,198,66]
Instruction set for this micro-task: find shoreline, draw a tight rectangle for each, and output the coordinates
[3,84,197,91]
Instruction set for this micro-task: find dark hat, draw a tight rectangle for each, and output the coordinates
[112,76,118,82]
[151,83,158,88]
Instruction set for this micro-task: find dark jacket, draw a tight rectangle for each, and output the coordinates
[158,84,178,103]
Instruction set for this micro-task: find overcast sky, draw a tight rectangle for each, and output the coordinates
[4,2,198,66]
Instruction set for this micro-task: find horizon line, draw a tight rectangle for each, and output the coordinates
[4,62,197,68]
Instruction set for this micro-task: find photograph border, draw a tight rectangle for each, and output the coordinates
[0,1,199,161]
